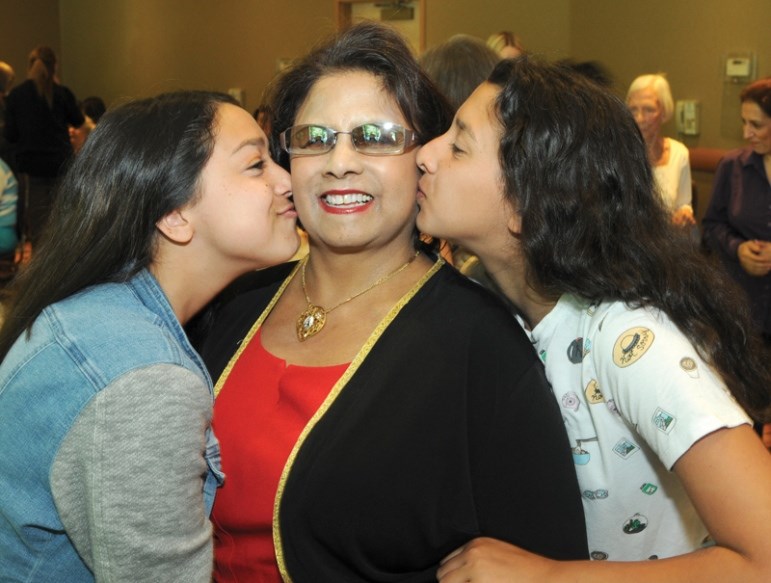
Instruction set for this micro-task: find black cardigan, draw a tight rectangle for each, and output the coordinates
[202,260,588,582]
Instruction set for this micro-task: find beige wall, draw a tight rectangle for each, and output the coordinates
[57,0,337,112]
[570,0,770,151]
[425,0,571,58]
[11,0,572,114]
[0,0,61,85]
[3,0,768,154]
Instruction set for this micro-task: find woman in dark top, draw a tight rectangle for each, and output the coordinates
[702,77,771,447]
[4,46,84,244]
[702,77,771,342]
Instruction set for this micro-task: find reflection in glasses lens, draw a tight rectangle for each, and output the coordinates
[280,123,417,156]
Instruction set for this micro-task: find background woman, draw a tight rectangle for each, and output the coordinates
[417,57,771,582]
[3,46,84,245]
[486,30,524,59]
[0,91,299,581]
[703,77,771,446]
[702,78,771,341]
[627,73,695,226]
[201,22,587,582]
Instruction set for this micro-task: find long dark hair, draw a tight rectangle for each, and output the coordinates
[0,90,236,361]
[489,57,770,421]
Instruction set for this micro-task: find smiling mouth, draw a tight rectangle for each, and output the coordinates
[322,193,373,207]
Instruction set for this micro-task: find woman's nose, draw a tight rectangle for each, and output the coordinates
[323,134,364,177]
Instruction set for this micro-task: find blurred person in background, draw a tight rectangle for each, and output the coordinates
[4,46,84,246]
[486,30,524,59]
[702,77,771,447]
[627,74,695,227]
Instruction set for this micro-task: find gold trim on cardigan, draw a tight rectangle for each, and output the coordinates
[212,261,302,399]
[273,256,444,582]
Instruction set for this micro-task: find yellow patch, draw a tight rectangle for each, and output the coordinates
[585,379,605,404]
[612,327,654,368]
[680,356,699,378]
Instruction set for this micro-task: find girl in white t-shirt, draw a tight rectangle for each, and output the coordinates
[416,57,771,583]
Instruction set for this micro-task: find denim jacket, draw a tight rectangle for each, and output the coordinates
[0,269,223,580]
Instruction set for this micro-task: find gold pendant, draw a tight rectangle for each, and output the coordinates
[296,304,327,342]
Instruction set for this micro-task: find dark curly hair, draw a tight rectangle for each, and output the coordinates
[488,56,771,422]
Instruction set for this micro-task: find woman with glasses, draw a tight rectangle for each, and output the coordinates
[416,57,771,582]
[627,74,695,227]
[200,22,588,582]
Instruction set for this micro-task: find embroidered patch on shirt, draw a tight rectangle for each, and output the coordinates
[612,327,654,368]
[567,337,588,363]
[680,356,699,378]
[622,513,648,534]
[562,391,580,411]
[582,488,609,500]
[612,437,640,459]
[584,379,604,404]
[652,407,676,434]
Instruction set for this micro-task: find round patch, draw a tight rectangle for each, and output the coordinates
[561,391,580,411]
[590,551,608,560]
[567,337,586,363]
[612,327,654,368]
[680,356,699,378]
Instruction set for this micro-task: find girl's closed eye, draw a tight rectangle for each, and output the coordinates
[451,143,465,156]
[248,159,265,172]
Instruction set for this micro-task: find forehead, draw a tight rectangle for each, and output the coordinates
[294,70,405,127]
[628,87,659,105]
[212,103,263,150]
[457,83,500,131]
[742,101,769,120]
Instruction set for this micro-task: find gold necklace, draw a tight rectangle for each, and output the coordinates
[296,250,420,342]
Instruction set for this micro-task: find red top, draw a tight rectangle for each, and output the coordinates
[211,329,348,582]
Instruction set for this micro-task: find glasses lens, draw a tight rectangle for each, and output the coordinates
[352,123,408,154]
[285,125,334,154]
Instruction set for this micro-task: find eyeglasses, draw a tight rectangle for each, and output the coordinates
[280,123,418,156]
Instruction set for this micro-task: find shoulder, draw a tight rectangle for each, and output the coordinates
[54,84,78,102]
[46,281,193,374]
[668,138,689,158]
[584,302,698,376]
[199,262,296,374]
[429,262,514,315]
[407,263,536,355]
[0,159,15,187]
[210,261,295,331]
[717,147,751,168]
[7,80,33,98]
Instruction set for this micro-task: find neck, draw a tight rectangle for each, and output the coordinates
[302,241,421,303]
[150,244,235,325]
[472,246,557,328]
[646,134,665,163]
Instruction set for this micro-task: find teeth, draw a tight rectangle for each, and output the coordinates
[324,193,373,206]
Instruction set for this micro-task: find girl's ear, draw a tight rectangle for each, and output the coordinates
[507,208,522,235]
[156,209,194,244]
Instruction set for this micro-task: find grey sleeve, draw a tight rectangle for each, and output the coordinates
[51,364,214,583]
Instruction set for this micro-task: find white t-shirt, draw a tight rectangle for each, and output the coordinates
[530,295,750,561]
[653,138,692,212]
